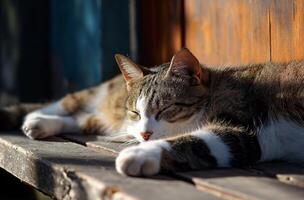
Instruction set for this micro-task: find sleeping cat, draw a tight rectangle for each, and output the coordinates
[2,48,304,176]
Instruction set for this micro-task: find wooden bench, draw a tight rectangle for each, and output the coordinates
[0,132,304,200]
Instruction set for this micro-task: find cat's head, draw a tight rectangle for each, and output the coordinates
[115,48,209,142]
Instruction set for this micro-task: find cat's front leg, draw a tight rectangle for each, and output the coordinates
[116,128,250,176]
[116,140,170,176]
[22,113,80,139]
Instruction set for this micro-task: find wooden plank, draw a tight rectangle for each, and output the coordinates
[0,132,221,200]
[185,0,270,65]
[176,169,304,200]
[61,134,127,154]
[252,162,304,188]
[270,0,304,62]
[137,0,184,66]
[62,134,304,200]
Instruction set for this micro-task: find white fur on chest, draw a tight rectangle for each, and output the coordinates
[258,118,304,162]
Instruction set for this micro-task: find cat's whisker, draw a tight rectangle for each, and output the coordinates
[103,132,128,138]
[120,139,138,147]
[104,134,130,144]
[122,140,136,145]
[105,133,128,139]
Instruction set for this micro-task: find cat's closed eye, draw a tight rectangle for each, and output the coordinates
[127,110,141,121]
[155,104,174,120]
[156,103,196,123]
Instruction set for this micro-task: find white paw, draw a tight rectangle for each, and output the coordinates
[115,140,170,176]
[22,114,62,139]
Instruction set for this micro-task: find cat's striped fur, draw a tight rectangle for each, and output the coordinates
[2,48,304,176]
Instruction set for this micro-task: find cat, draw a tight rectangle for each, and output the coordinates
[2,48,304,177]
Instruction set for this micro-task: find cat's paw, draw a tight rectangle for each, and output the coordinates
[115,141,169,176]
[22,114,61,139]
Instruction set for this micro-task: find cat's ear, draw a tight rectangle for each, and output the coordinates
[115,54,144,90]
[165,48,208,85]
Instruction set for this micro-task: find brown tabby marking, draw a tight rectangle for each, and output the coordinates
[81,115,103,134]
[62,88,97,114]
[98,75,127,130]
[161,136,217,172]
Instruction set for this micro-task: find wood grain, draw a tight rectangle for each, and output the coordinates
[185,0,270,65]
[184,0,304,65]
[270,0,304,62]
[62,134,127,154]
[62,134,304,200]
[252,162,304,188]
[138,0,184,66]
[177,169,304,200]
[0,132,219,200]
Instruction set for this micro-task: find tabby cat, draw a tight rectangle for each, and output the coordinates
[2,48,304,176]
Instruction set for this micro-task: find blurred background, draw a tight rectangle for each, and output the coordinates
[0,0,184,105]
[1,0,304,199]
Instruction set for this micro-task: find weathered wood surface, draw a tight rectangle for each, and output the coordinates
[0,132,220,200]
[138,0,184,66]
[61,134,126,154]
[185,0,270,65]
[252,162,304,188]
[62,134,304,200]
[177,170,304,200]
[184,0,304,65]
[269,0,304,62]
[1,132,304,200]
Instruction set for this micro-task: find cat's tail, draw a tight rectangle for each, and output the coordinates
[0,103,48,131]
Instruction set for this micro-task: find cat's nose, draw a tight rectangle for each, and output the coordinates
[140,131,153,141]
